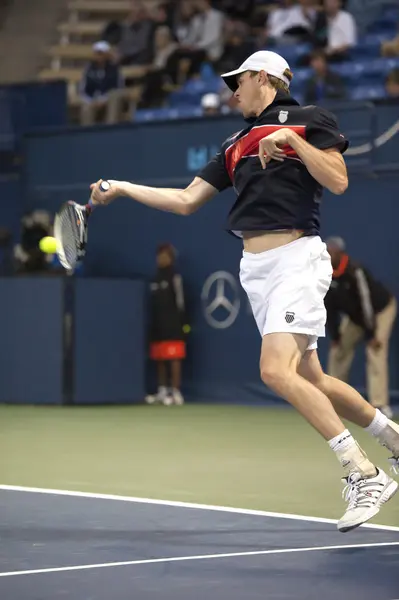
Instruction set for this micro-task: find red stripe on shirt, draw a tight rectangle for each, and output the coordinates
[225,124,306,180]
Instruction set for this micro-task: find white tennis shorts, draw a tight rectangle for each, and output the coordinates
[239,236,332,350]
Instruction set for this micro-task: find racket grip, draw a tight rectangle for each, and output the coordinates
[88,180,110,207]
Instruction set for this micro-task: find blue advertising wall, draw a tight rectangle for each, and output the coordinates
[0,278,64,404]
[0,278,145,404]
[0,174,23,236]
[0,102,398,403]
[0,80,67,152]
[73,279,145,404]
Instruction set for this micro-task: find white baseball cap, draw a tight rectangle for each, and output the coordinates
[93,40,111,53]
[221,51,291,92]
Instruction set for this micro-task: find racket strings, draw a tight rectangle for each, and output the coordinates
[55,203,87,270]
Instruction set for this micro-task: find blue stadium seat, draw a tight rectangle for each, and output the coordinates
[331,57,399,82]
[349,85,386,101]
[368,7,399,34]
[292,92,304,105]
[169,76,221,108]
[361,56,399,76]
[262,43,311,65]
[135,106,203,123]
[293,67,312,82]
[330,61,365,78]
[351,32,394,58]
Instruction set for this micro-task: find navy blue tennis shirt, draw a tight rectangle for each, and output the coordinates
[198,91,349,238]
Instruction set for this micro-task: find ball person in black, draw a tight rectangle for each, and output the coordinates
[147,243,188,406]
[91,51,399,531]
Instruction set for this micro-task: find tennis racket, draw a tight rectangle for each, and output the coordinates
[54,180,110,271]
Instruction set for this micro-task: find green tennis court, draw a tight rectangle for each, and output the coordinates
[2,404,398,526]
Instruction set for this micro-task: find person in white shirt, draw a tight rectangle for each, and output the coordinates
[171,0,225,80]
[266,0,317,46]
[324,0,357,62]
[184,0,225,61]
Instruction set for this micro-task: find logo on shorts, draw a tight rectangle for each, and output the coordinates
[285,311,295,324]
[278,110,289,124]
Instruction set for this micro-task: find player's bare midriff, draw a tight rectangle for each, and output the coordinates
[242,230,304,253]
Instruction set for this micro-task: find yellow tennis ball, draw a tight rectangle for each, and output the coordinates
[39,236,58,254]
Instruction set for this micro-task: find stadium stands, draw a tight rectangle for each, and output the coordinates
[34,1,399,123]
[135,5,399,122]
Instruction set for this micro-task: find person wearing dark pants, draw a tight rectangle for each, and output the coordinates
[146,243,188,406]
[304,50,346,104]
[325,237,397,418]
[80,41,125,125]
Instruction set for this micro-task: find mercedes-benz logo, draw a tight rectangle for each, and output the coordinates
[201,271,240,329]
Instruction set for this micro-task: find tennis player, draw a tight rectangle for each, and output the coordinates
[91,51,399,531]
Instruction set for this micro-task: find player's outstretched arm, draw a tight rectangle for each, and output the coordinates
[90,177,218,215]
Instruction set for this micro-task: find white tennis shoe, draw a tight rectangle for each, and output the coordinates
[338,468,398,533]
[172,389,184,405]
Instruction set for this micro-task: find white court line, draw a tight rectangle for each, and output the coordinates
[1,484,399,533]
[1,541,399,578]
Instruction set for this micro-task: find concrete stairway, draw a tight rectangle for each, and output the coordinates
[0,0,67,84]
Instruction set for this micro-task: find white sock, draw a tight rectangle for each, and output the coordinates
[328,429,355,453]
[364,408,389,437]
[158,386,168,396]
[328,429,376,476]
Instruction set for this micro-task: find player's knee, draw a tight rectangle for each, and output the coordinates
[260,363,293,394]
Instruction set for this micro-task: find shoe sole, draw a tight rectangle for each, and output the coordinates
[338,479,399,533]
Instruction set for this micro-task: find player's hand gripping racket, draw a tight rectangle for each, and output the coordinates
[54,180,110,270]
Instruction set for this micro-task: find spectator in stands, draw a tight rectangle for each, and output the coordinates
[103,1,155,66]
[263,0,318,46]
[180,0,225,67]
[166,0,224,81]
[173,0,196,46]
[216,20,255,75]
[381,25,399,57]
[304,49,346,103]
[201,92,221,115]
[152,1,175,29]
[385,68,399,99]
[212,0,255,23]
[348,0,395,37]
[137,26,179,108]
[79,41,125,126]
[324,0,357,62]
[193,0,225,62]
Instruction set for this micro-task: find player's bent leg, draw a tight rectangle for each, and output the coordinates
[260,333,397,531]
[260,332,349,440]
[298,349,375,427]
[299,350,399,475]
